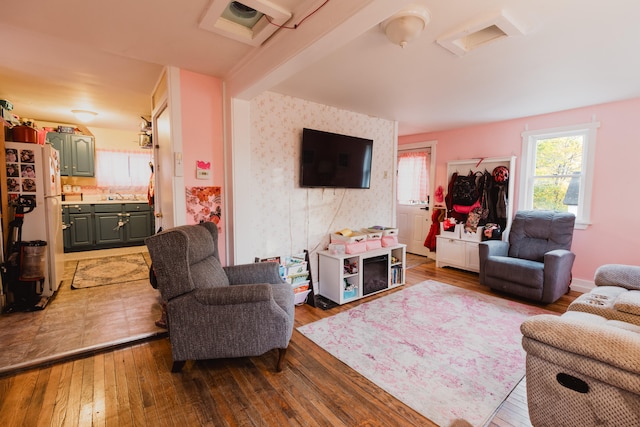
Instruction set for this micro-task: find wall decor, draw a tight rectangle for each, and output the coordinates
[185,186,221,225]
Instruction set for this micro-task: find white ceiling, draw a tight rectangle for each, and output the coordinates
[1,0,640,135]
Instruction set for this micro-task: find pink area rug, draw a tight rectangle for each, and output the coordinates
[297,280,552,426]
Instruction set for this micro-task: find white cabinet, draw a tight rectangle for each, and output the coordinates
[318,245,406,305]
[436,155,516,273]
[436,237,480,272]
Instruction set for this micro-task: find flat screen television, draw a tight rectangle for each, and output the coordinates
[300,128,373,189]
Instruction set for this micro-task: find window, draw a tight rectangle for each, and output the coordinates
[397,151,430,204]
[96,149,152,187]
[519,122,599,229]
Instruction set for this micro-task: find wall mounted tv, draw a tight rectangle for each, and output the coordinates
[300,128,373,189]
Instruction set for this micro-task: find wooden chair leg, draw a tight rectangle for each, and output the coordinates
[276,348,287,372]
[171,360,186,373]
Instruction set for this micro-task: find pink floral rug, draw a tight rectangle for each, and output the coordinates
[298,280,552,426]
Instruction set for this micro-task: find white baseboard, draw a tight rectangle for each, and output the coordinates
[571,277,594,294]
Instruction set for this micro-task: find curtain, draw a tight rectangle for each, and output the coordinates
[397,151,429,203]
[96,149,151,187]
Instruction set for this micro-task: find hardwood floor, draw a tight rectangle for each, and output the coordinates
[0,256,579,426]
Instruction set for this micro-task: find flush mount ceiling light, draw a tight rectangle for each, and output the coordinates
[71,110,97,123]
[199,0,291,46]
[381,4,431,48]
[437,10,524,56]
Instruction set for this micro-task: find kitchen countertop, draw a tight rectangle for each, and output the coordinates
[61,199,148,205]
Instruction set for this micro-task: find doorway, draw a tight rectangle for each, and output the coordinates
[396,141,436,258]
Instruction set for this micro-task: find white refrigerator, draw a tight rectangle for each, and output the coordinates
[5,141,64,297]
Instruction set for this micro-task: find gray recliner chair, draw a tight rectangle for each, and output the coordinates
[145,222,295,372]
[479,210,575,304]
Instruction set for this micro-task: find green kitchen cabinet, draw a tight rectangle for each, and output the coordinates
[63,202,154,252]
[125,204,153,243]
[46,132,95,177]
[62,206,71,249]
[94,204,125,246]
[67,205,94,250]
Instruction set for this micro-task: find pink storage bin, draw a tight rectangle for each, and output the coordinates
[366,239,382,250]
[381,235,398,247]
[345,241,367,254]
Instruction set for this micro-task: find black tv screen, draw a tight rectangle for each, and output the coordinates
[300,128,373,189]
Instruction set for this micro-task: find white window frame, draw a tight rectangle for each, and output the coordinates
[519,122,599,230]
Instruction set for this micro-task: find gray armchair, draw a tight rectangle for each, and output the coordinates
[479,210,575,304]
[145,222,295,372]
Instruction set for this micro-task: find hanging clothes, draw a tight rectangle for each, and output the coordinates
[147,162,155,207]
[424,208,446,251]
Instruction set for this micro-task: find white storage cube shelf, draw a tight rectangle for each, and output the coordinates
[318,244,406,305]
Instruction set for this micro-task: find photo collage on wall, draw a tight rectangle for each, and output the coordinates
[6,147,37,202]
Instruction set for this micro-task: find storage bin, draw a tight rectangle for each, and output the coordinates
[343,287,358,300]
[366,239,382,250]
[12,126,38,143]
[461,226,484,242]
[440,222,461,238]
[362,230,383,240]
[381,235,398,247]
[294,289,311,305]
[331,232,367,244]
[283,261,307,276]
[328,243,346,255]
[286,272,309,284]
[345,241,367,254]
[382,228,398,236]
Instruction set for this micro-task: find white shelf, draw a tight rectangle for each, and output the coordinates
[318,244,406,305]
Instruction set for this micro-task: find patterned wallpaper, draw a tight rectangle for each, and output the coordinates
[249,92,396,278]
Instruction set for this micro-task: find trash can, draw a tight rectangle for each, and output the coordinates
[19,240,47,281]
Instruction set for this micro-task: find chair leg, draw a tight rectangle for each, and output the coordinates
[171,360,186,373]
[276,348,287,372]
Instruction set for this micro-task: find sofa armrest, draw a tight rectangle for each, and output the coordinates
[478,240,509,284]
[479,240,509,258]
[224,262,284,285]
[521,313,640,376]
[595,264,640,290]
[192,283,272,306]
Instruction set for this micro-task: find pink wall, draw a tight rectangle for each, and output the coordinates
[400,97,640,282]
[179,69,226,263]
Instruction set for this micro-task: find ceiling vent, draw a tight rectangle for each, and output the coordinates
[199,0,291,47]
[437,11,523,56]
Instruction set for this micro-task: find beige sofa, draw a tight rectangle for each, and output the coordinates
[567,264,640,325]
[521,311,640,426]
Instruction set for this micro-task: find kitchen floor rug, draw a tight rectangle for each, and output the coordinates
[71,253,150,289]
[297,280,552,426]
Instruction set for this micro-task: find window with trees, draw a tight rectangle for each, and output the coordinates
[519,122,599,229]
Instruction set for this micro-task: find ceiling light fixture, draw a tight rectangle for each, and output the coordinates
[71,110,97,123]
[381,4,431,48]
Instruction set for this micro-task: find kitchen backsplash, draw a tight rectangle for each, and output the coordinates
[62,184,147,201]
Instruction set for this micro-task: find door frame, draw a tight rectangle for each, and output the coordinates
[397,140,437,257]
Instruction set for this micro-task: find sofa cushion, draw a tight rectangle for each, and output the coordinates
[595,264,640,290]
[191,256,229,289]
[485,256,544,288]
[508,210,575,262]
[614,290,640,316]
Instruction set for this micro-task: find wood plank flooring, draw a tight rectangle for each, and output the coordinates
[0,255,579,426]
